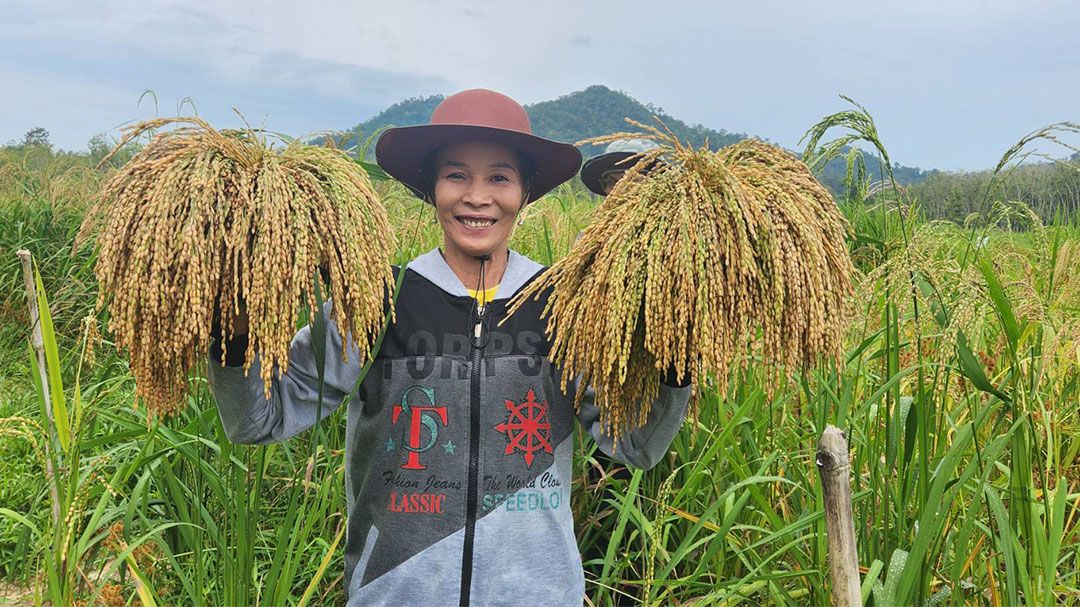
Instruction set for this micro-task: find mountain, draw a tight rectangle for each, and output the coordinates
[526,85,746,155]
[347,94,445,151]
[342,85,745,155]
[336,84,930,192]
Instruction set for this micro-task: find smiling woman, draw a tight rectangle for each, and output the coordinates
[207,88,692,606]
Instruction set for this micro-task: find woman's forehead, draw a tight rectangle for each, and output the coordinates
[435,141,520,169]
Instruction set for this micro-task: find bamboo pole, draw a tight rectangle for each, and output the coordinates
[17,249,61,526]
[817,424,861,607]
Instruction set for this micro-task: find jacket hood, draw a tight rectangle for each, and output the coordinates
[406,248,544,298]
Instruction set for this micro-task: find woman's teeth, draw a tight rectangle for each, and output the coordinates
[462,217,496,228]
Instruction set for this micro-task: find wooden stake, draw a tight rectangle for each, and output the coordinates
[817,424,861,606]
[17,249,61,526]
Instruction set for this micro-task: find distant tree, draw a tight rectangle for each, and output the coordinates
[22,127,51,149]
[88,133,112,161]
[87,132,140,167]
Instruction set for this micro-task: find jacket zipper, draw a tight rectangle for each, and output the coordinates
[459,304,485,606]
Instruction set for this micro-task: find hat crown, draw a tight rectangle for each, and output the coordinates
[430,89,533,134]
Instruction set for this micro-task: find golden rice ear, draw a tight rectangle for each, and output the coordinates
[508,129,855,441]
[80,118,395,416]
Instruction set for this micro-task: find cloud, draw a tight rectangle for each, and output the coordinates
[2,0,1079,168]
[231,50,447,102]
[0,1,450,149]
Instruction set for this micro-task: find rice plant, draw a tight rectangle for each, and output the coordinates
[0,106,1078,606]
[511,125,854,440]
[76,117,396,415]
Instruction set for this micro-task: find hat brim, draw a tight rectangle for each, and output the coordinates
[375,124,582,203]
[581,152,642,195]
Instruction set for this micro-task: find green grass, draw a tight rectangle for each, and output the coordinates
[0,110,1078,606]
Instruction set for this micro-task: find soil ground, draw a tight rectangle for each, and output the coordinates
[0,582,32,607]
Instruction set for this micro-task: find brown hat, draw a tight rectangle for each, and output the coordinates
[375,89,582,203]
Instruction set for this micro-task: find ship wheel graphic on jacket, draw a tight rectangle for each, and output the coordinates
[494,389,553,467]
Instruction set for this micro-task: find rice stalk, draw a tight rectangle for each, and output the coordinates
[508,120,855,438]
[77,117,395,415]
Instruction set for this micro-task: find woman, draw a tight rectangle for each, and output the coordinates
[208,89,691,605]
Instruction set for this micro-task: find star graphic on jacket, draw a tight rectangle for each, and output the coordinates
[385,437,395,452]
[443,440,456,454]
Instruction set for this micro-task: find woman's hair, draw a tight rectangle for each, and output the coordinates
[420,144,535,203]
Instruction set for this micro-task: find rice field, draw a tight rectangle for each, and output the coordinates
[0,109,1078,606]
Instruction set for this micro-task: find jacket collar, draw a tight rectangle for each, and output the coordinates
[407,247,543,299]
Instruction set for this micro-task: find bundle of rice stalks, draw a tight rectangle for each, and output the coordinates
[77,117,395,415]
[509,121,854,438]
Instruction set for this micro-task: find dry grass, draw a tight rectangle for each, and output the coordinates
[77,117,395,415]
[509,121,854,438]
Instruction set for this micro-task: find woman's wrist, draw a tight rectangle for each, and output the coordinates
[661,365,691,388]
[210,333,249,367]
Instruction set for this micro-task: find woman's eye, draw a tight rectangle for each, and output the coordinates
[491,174,510,183]
[443,172,466,181]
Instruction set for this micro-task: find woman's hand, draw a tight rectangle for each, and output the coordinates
[229,300,249,336]
[210,299,250,367]
[212,299,249,339]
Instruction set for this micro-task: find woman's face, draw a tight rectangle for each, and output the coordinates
[433,141,526,260]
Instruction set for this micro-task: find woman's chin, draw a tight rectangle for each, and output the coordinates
[447,230,508,258]
[454,242,496,258]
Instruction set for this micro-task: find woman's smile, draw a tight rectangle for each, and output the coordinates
[456,214,499,230]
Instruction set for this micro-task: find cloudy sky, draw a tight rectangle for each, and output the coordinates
[3,0,1077,170]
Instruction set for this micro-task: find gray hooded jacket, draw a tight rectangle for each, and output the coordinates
[208,248,691,605]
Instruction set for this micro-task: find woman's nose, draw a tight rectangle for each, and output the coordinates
[462,182,493,205]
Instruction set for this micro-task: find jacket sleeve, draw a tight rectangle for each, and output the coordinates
[206,301,365,445]
[574,375,691,471]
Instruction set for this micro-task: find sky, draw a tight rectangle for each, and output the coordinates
[2,0,1078,170]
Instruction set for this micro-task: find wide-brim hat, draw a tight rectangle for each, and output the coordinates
[581,138,662,195]
[375,89,582,203]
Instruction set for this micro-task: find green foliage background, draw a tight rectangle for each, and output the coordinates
[0,105,1078,606]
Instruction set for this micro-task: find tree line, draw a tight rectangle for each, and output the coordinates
[905,158,1080,224]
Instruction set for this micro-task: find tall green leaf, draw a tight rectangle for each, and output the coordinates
[956,330,1010,403]
[34,265,69,452]
[978,257,1020,352]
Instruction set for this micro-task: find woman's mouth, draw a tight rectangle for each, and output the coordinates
[457,216,497,229]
